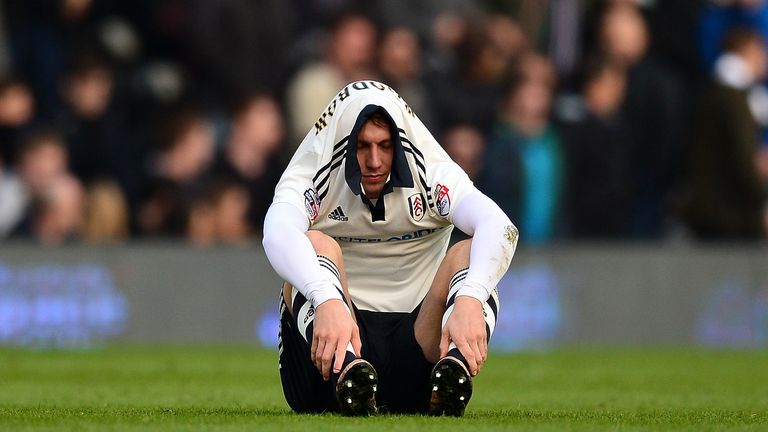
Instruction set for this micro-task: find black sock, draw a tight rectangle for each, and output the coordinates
[331,351,360,389]
[446,347,469,370]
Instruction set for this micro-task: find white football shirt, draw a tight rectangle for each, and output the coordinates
[273,81,477,312]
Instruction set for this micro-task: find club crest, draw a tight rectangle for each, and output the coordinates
[304,188,320,221]
[434,183,450,217]
[408,193,425,221]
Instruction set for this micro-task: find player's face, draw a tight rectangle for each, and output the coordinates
[357,119,393,199]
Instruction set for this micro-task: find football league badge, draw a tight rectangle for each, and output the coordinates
[304,188,320,221]
[434,184,451,217]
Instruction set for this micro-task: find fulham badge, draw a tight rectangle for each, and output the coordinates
[408,193,425,222]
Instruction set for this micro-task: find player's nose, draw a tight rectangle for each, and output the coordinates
[367,145,382,169]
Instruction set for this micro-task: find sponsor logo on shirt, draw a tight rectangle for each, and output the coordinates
[328,206,349,221]
[335,227,442,243]
[304,188,320,221]
[435,183,450,217]
[408,193,425,222]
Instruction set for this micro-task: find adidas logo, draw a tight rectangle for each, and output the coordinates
[328,206,349,221]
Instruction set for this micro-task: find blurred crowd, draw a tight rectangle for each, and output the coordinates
[1,0,768,246]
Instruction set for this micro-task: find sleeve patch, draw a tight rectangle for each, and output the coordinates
[304,188,320,221]
[435,183,451,217]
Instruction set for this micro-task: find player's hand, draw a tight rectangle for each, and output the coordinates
[440,296,487,376]
[311,299,362,381]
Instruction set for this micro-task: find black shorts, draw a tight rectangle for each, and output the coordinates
[279,297,435,414]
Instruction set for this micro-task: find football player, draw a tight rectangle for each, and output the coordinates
[263,80,517,416]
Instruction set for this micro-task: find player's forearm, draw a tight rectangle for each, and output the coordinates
[262,202,344,306]
[451,191,518,302]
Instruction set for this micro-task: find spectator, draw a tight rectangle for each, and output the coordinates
[442,122,487,246]
[487,14,528,64]
[212,93,286,235]
[683,28,768,239]
[441,124,486,183]
[479,52,563,246]
[286,12,379,145]
[187,193,217,246]
[4,0,114,118]
[212,181,251,245]
[378,26,434,128]
[11,131,71,237]
[0,78,36,163]
[15,131,69,197]
[186,190,217,246]
[698,0,768,72]
[423,11,469,76]
[557,57,631,239]
[186,181,252,246]
[428,16,520,133]
[594,1,685,238]
[83,180,129,243]
[30,174,85,246]
[697,0,768,146]
[58,54,138,206]
[138,108,215,237]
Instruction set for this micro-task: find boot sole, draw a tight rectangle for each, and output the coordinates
[336,359,378,416]
[428,356,472,416]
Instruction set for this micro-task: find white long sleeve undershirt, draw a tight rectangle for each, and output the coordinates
[262,202,344,307]
[449,190,518,302]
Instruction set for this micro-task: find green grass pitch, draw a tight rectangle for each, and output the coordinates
[1,347,766,431]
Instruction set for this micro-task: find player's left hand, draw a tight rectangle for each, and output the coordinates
[440,296,487,376]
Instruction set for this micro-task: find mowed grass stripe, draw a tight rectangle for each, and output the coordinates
[0,347,766,431]
[0,407,765,431]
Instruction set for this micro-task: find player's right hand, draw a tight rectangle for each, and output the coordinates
[311,299,362,381]
[440,296,487,376]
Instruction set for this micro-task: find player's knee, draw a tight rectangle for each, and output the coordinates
[305,230,342,257]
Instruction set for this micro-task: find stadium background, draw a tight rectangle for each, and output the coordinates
[0,0,767,360]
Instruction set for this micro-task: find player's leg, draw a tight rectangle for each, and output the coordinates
[413,239,500,416]
[279,281,336,413]
[415,240,479,363]
[278,230,377,415]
